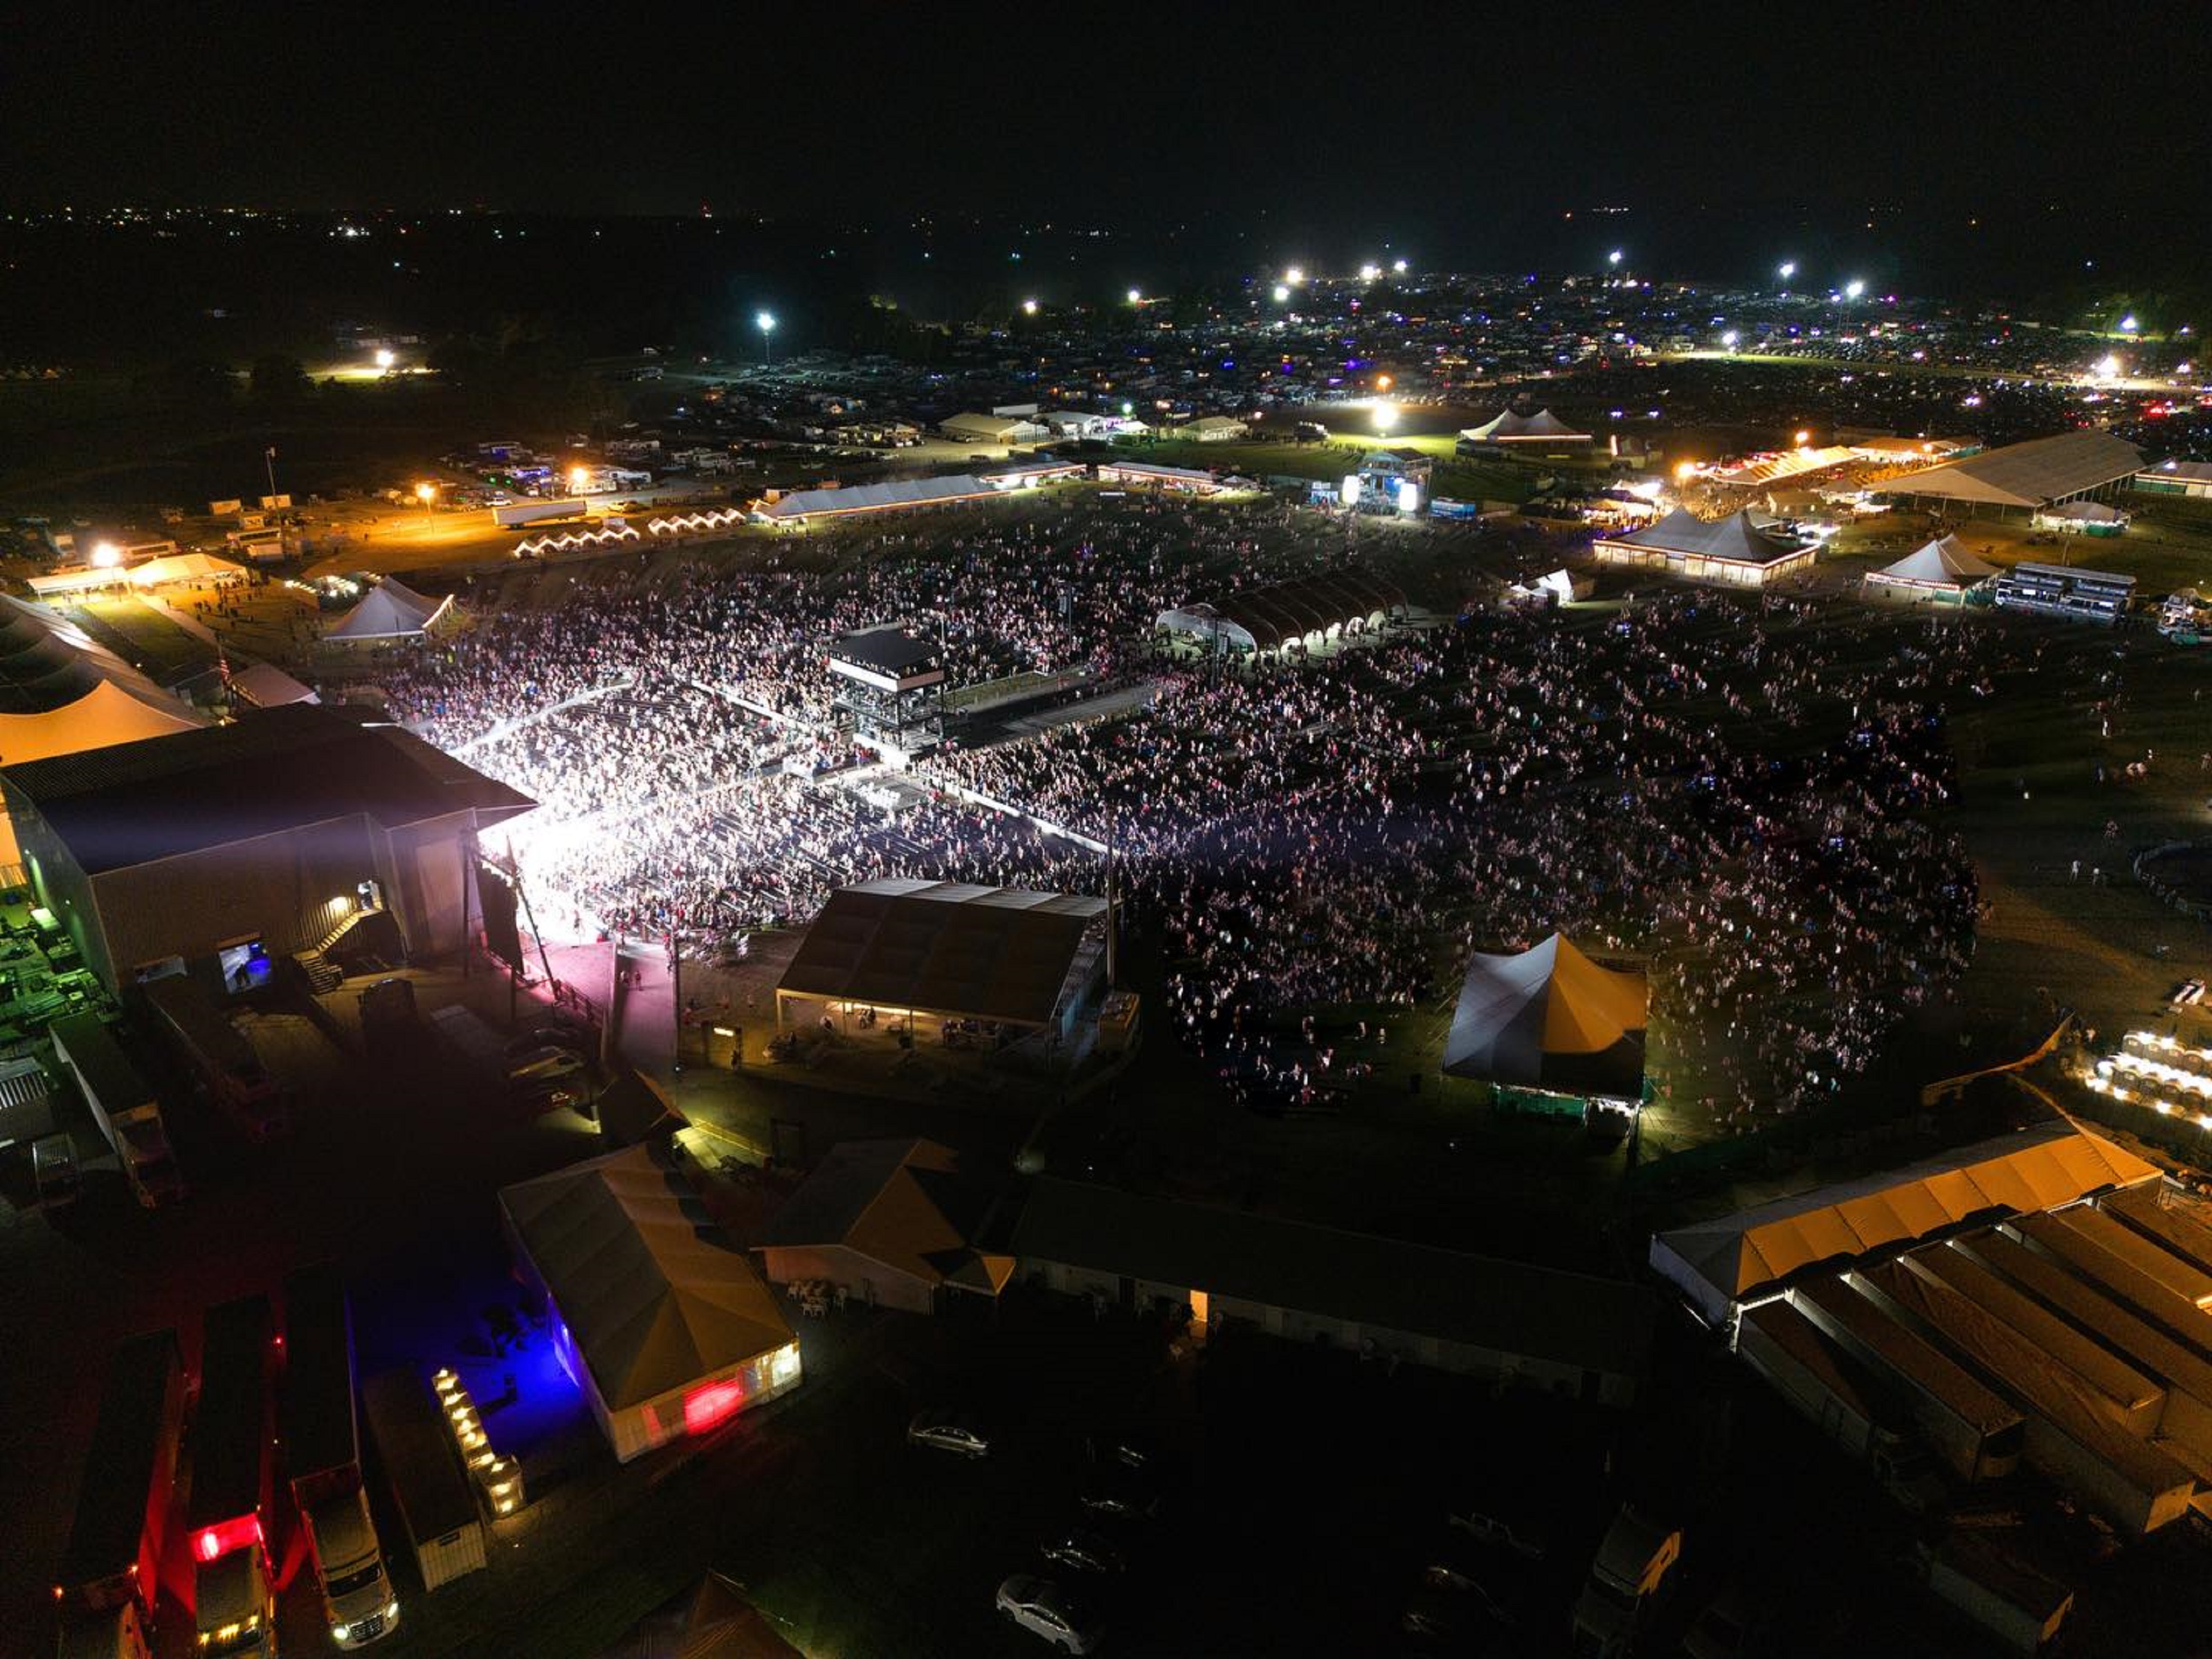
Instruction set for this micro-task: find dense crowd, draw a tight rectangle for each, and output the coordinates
[379,493,2046,1124]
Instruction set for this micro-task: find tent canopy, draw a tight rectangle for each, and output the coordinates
[1612,507,1812,567]
[1461,406,1591,443]
[1649,1123,2161,1323]
[0,678,203,767]
[129,552,248,589]
[762,1137,1007,1291]
[500,1143,794,1413]
[1442,933,1647,1096]
[0,595,182,716]
[1867,534,2000,590]
[327,578,453,642]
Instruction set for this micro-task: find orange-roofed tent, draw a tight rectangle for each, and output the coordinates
[1442,932,1647,1098]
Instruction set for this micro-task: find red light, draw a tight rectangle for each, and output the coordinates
[682,1377,745,1435]
[192,1514,262,1564]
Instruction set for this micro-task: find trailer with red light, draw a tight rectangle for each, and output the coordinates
[53,1330,184,1644]
[185,1294,277,1658]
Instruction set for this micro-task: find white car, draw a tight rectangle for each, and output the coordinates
[995,1576,1103,1654]
[905,1408,989,1458]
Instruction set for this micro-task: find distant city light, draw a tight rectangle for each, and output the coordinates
[568,466,590,491]
[89,541,122,568]
[1608,250,1624,266]
[1022,298,1038,316]
[373,349,395,370]
[2096,353,2123,381]
[1120,401,1134,416]
[1375,374,1393,390]
[1372,400,1397,432]
[1284,266,1305,285]
[1392,258,1408,274]
[415,482,437,503]
[2119,314,2139,332]
[1777,261,1797,280]
[1359,262,1381,282]
[755,311,776,334]
[1844,279,1866,300]
[1271,284,1291,303]
[1126,287,1142,304]
[1720,330,1740,347]
[1793,430,1811,446]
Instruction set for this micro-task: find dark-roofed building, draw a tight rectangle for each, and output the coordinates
[1879,430,2144,520]
[1592,507,1818,586]
[1157,571,1407,658]
[758,1138,1014,1313]
[776,878,1109,1044]
[1013,1179,1657,1405]
[2,702,533,992]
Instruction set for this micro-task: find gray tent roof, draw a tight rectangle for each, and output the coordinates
[777,878,1105,1026]
[1442,934,1647,1097]
[1615,508,1811,567]
[1462,407,1592,442]
[1867,534,2000,588]
[327,578,451,641]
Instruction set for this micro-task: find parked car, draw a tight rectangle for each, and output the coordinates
[1422,1537,1524,1625]
[505,1047,591,1086]
[906,1409,990,1459]
[995,1576,1103,1655]
[503,1025,588,1062]
[1076,1469,1163,1521]
[1402,1586,1492,1644]
[1448,1503,1548,1560]
[1040,1527,1126,1576]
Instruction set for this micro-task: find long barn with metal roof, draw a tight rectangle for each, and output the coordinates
[1157,571,1406,655]
[1880,430,2143,519]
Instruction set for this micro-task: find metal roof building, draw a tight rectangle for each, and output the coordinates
[1,703,532,990]
[776,878,1107,1035]
[759,1138,1014,1314]
[1157,571,1406,655]
[1880,430,2143,518]
[756,475,1003,526]
[1014,1178,1658,1405]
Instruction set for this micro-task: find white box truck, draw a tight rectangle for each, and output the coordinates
[361,1370,486,1593]
[282,1265,397,1647]
[491,498,588,529]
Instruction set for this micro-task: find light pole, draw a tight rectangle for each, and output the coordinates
[756,311,777,365]
[415,481,437,527]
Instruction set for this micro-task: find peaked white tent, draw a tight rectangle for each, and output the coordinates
[1865,534,1999,597]
[227,661,320,709]
[325,578,455,644]
[1460,407,1593,444]
[1442,933,1647,1098]
[499,1143,801,1462]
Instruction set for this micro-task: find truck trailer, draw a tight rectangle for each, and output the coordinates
[281,1264,398,1647]
[141,978,288,1141]
[51,1013,185,1207]
[361,1370,487,1593]
[55,1331,185,1637]
[491,498,589,529]
[187,1296,277,1659]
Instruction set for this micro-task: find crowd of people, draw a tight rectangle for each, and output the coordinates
[377,490,2039,1127]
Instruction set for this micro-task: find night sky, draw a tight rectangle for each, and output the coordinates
[5,3,2209,280]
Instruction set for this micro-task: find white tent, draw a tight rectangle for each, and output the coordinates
[325,578,455,643]
[499,1143,801,1463]
[127,551,248,590]
[1865,534,1999,595]
[1442,934,1647,1098]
